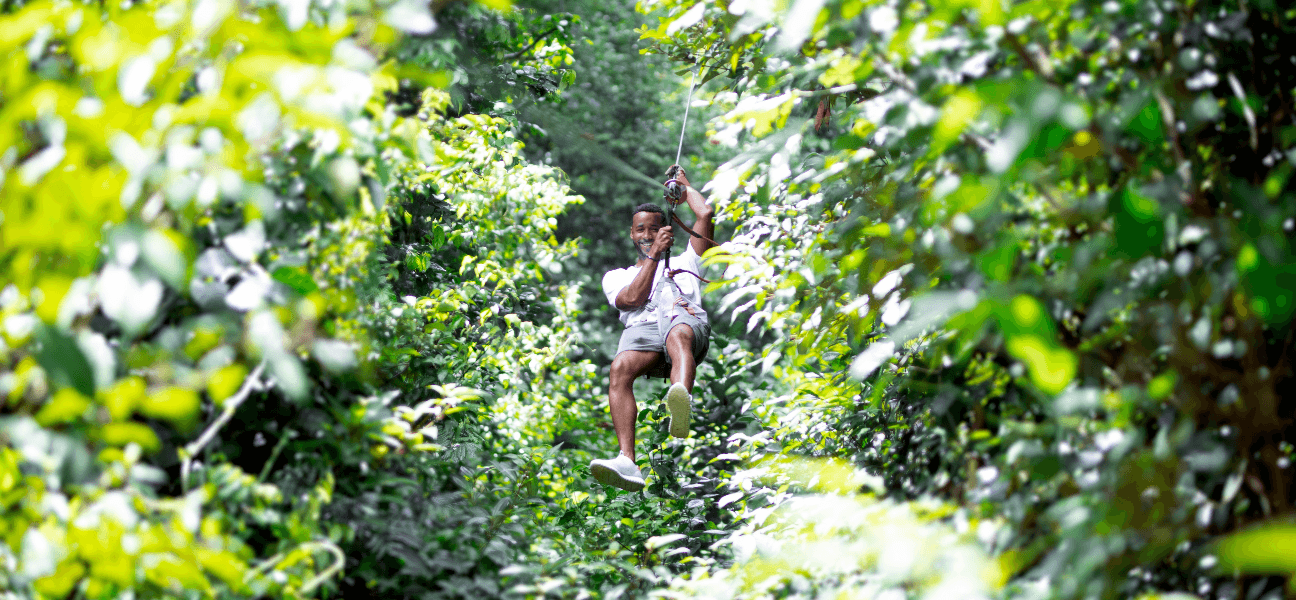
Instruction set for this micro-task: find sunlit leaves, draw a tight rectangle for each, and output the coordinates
[818,54,864,88]
[33,388,92,426]
[687,487,1002,600]
[1004,335,1076,395]
[634,0,1296,596]
[1215,523,1296,577]
[0,0,430,595]
[138,387,201,429]
[849,339,895,380]
[933,89,984,154]
[728,93,798,138]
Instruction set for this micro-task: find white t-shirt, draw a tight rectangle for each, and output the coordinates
[602,246,707,327]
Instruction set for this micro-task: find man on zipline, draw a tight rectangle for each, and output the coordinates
[590,165,717,492]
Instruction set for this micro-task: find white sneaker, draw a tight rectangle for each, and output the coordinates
[665,382,691,438]
[589,455,645,492]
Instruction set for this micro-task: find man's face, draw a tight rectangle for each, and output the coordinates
[631,211,667,259]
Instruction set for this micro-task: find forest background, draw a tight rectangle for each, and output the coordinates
[3,0,1296,599]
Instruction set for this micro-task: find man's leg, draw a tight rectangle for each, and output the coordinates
[608,350,661,461]
[663,323,700,439]
[665,323,697,391]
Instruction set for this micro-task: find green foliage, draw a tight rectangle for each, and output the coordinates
[0,0,633,598]
[0,0,761,596]
[392,1,580,116]
[634,0,1296,598]
[0,0,427,594]
[12,0,1296,598]
[679,459,1003,600]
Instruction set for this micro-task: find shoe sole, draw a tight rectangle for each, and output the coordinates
[665,383,691,438]
[590,462,645,492]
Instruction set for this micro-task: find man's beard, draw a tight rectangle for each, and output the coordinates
[636,240,655,260]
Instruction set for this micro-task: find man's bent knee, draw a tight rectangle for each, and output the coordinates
[610,356,635,385]
[611,352,654,385]
[666,324,695,345]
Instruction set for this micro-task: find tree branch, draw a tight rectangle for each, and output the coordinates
[1151,86,1197,207]
[1004,33,1054,82]
[504,26,560,61]
[180,362,266,491]
[244,540,346,594]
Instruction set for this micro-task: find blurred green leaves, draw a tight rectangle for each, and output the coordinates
[1216,524,1296,577]
[33,325,95,397]
[0,0,575,597]
[271,266,319,296]
[634,0,1296,597]
[8,0,1296,597]
[1112,186,1165,259]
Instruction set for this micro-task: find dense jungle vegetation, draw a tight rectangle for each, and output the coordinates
[3,0,1296,598]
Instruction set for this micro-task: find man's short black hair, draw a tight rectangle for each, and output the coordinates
[633,203,666,225]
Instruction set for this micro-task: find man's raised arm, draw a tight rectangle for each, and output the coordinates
[671,168,716,255]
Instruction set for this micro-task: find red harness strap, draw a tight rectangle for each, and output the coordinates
[663,214,715,283]
[667,267,711,284]
[670,212,720,248]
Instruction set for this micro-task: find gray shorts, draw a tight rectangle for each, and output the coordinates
[615,313,710,365]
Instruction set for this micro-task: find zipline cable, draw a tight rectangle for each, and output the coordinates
[540,65,711,193]
[661,69,714,285]
[664,69,698,216]
[674,70,697,167]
